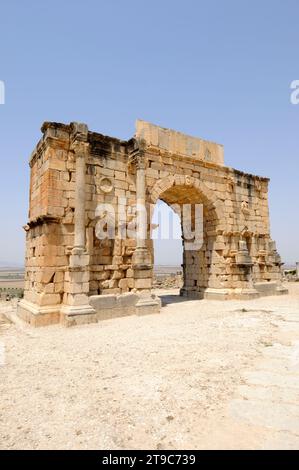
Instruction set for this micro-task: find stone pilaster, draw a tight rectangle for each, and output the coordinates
[61,122,95,325]
[73,147,87,254]
[130,139,160,314]
[131,139,152,271]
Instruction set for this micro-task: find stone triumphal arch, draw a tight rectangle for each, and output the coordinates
[18,120,287,326]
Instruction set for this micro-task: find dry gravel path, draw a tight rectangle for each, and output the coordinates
[0,284,299,449]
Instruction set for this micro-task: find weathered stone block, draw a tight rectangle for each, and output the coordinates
[89,294,117,310]
[135,278,152,289]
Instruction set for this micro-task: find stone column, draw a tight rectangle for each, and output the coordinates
[130,140,161,314]
[136,157,147,250]
[70,122,89,257]
[73,146,86,254]
[131,142,151,269]
[60,122,95,325]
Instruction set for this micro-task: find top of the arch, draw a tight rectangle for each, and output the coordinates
[135,120,224,166]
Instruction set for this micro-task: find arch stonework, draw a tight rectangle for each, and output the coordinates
[18,120,287,326]
[151,175,218,204]
[150,175,224,222]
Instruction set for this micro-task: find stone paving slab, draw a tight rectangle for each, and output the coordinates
[255,358,299,375]
[263,344,299,359]
[229,335,299,448]
[238,384,299,404]
[229,399,299,433]
[243,370,299,389]
[262,431,299,450]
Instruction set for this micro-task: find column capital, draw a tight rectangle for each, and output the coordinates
[71,140,89,157]
[129,138,147,170]
[70,122,89,156]
[70,121,88,141]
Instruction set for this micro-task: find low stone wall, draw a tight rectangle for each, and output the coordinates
[61,292,161,327]
[18,292,161,327]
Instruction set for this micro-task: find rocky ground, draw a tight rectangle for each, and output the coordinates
[0,284,299,450]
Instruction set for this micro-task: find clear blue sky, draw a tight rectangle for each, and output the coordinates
[0,0,298,266]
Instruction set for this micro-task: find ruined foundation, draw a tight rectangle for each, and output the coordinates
[18,120,287,326]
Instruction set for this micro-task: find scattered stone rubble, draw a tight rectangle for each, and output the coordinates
[153,272,183,289]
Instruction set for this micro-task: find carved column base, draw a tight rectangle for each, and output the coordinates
[61,252,95,325]
[135,292,161,316]
[60,303,96,327]
[17,299,61,327]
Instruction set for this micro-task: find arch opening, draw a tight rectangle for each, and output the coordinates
[152,199,184,293]
[150,182,219,299]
